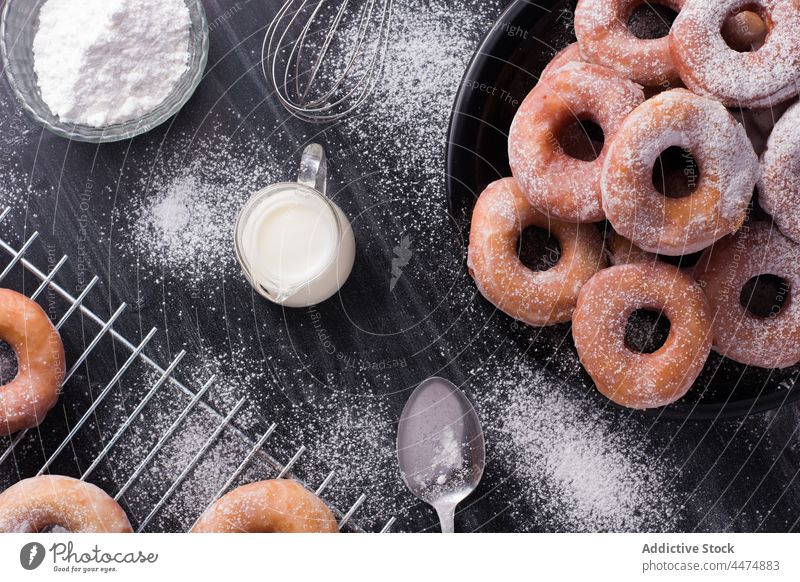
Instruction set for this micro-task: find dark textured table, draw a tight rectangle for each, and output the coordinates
[0,0,798,533]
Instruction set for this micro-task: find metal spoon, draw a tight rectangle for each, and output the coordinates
[396,377,485,533]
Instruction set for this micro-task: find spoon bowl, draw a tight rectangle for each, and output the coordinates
[396,377,485,533]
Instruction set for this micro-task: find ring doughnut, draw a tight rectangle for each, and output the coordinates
[575,0,685,86]
[759,101,800,244]
[0,289,66,436]
[572,262,712,409]
[192,479,339,533]
[540,43,585,83]
[694,222,800,369]
[605,231,658,266]
[468,178,606,326]
[0,475,132,533]
[671,0,800,108]
[602,89,758,256]
[509,62,645,223]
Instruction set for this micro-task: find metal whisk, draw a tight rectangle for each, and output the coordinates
[262,0,393,123]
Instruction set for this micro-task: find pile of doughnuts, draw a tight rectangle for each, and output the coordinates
[468,0,800,409]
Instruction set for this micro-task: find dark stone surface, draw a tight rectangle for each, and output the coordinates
[0,0,797,533]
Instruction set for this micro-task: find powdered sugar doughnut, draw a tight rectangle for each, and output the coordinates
[572,262,712,409]
[575,0,685,86]
[540,43,585,82]
[602,89,758,256]
[759,101,800,243]
[467,178,606,326]
[509,62,645,223]
[671,0,800,108]
[0,476,132,533]
[192,479,338,533]
[694,222,800,368]
[605,231,658,266]
[0,289,66,436]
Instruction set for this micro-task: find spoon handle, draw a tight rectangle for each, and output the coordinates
[436,503,456,534]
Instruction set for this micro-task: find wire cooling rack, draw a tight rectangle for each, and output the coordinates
[0,206,396,533]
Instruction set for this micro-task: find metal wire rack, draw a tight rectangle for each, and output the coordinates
[0,206,395,533]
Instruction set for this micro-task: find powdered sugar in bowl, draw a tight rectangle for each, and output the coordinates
[0,0,208,143]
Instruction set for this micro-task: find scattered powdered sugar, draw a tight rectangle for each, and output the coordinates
[33,0,191,126]
[126,131,282,284]
[476,359,679,532]
[132,173,238,279]
[278,393,400,531]
[339,0,501,171]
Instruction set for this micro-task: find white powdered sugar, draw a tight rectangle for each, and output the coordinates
[33,0,191,126]
[127,131,282,285]
[477,358,679,532]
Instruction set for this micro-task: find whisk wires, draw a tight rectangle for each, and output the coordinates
[263,0,393,123]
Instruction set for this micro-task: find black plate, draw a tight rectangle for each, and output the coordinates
[445,0,800,420]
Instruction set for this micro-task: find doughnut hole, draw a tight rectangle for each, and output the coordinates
[517,226,561,272]
[39,524,70,533]
[625,308,671,354]
[722,8,769,52]
[558,117,605,162]
[740,274,790,318]
[627,2,679,39]
[652,146,699,199]
[0,340,18,385]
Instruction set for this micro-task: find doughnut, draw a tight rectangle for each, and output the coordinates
[694,222,800,369]
[575,0,685,86]
[759,101,800,244]
[509,62,645,223]
[540,43,585,82]
[605,231,658,266]
[192,479,338,533]
[572,262,712,409]
[467,178,606,326]
[602,89,758,256]
[0,289,65,436]
[0,475,132,533]
[731,102,792,158]
[671,0,800,108]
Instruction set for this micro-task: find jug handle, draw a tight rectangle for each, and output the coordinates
[297,143,328,196]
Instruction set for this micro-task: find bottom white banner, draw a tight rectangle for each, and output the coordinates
[0,533,796,581]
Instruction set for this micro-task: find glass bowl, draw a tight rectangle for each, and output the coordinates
[0,0,209,143]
